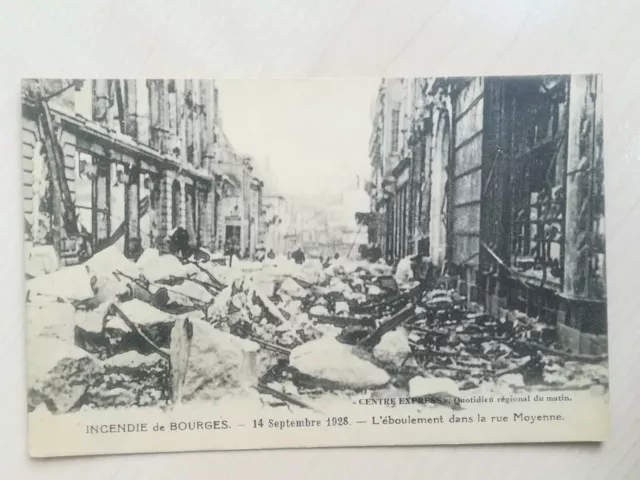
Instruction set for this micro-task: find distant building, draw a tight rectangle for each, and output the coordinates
[262,194,290,255]
[213,135,267,258]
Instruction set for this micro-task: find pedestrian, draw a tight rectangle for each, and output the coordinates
[225,233,240,267]
[291,247,306,265]
[168,227,192,260]
[369,243,383,263]
[129,237,144,262]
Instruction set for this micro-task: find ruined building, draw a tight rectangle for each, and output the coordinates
[368,76,606,355]
[22,79,267,261]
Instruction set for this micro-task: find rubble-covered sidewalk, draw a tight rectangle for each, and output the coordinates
[26,247,609,417]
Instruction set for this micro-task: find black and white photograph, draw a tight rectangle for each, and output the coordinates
[22,75,608,457]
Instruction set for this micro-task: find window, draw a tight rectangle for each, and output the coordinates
[75,152,94,244]
[109,163,127,253]
[391,109,400,152]
[168,80,179,137]
[185,81,195,165]
[508,77,568,287]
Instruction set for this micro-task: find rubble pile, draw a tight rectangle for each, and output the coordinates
[25,248,608,416]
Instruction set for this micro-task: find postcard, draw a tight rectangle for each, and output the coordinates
[23,76,608,457]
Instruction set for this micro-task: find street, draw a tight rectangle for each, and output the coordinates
[26,243,607,416]
[22,76,609,454]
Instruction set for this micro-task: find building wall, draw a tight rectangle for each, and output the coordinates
[450,77,483,267]
[22,95,78,248]
[22,79,219,257]
[368,75,607,352]
[370,77,439,263]
[262,195,291,255]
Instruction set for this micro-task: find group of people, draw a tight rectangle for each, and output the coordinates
[285,249,342,267]
[167,227,435,288]
[223,234,276,265]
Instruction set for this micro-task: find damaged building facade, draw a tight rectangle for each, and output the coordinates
[368,75,606,355]
[262,193,290,256]
[22,79,269,263]
[213,130,266,258]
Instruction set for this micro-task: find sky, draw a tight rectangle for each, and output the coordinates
[216,78,380,199]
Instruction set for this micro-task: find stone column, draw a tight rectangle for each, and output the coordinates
[124,165,140,257]
[563,75,605,302]
[95,159,110,248]
[158,171,174,241]
[179,179,187,229]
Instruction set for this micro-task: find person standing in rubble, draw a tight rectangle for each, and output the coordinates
[128,237,144,262]
[291,247,306,265]
[168,227,192,260]
[414,238,436,288]
[255,243,266,262]
[225,233,240,267]
[368,243,383,263]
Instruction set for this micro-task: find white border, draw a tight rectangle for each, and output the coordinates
[2,0,640,478]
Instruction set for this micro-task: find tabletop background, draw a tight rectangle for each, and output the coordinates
[1,1,639,478]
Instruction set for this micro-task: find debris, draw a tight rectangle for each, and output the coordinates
[309,305,329,316]
[256,382,319,412]
[334,301,349,315]
[85,246,140,280]
[27,337,103,413]
[24,246,609,415]
[279,277,309,299]
[367,285,383,296]
[139,253,185,282]
[103,351,165,369]
[135,248,160,270]
[394,255,414,286]
[358,304,415,348]
[86,386,137,409]
[109,302,171,360]
[163,279,214,304]
[289,337,390,389]
[373,327,413,368]
[26,264,95,301]
[170,318,260,404]
[515,339,608,363]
